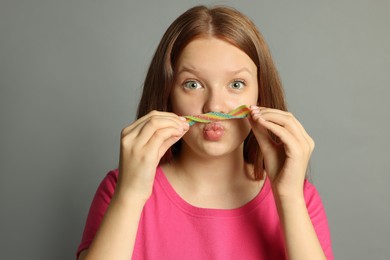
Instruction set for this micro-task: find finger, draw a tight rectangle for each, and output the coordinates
[122,111,187,136]
[248,115,282,180]
[253,108,310,145]
[144,127,187,160]
[136,117,188,146]
[248,113,276,151]
[252,106,304,129]
[123,113,187,137]
[253,115,303,158]
[255,106,311,138]
[251,106,313,154]
[257,108,315,152]
[123,115,189,145]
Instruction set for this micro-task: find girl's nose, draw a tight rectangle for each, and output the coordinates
[202,90,227,114]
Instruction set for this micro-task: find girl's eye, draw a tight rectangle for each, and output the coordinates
[230,80,245,90]
[184,80,202,90]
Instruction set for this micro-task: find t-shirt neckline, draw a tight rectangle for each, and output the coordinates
[155,166,271,218]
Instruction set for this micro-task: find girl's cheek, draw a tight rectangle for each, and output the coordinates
[170,97,199,116]
[172,102,202,116]
[172,106,193,117]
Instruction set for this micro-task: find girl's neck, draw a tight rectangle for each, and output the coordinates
[161,143,262,209]
[176,144,248,184]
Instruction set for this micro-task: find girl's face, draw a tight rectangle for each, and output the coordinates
[171,37,258,158]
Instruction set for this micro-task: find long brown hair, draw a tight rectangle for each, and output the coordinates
[137,5,287,179]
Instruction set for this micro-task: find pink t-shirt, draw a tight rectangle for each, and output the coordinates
[77,167,334,259]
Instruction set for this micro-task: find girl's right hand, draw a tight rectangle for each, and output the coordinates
[115,110,189,203]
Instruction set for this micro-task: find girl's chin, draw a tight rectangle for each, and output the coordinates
[183,139,242,159]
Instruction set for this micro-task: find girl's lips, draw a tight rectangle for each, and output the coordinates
[203,122,224,141]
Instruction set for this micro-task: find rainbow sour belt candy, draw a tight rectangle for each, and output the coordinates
[184,105,251,126]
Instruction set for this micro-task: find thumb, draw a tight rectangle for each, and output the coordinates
[248,113,280,180]
[248,115,274,155]
[158,128,188,159]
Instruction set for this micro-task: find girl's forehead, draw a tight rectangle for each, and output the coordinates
[175,37,257,74]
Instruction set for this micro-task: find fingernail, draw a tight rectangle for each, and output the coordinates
[252,113,265,121]
[179,116,187,121]
[251,109,260,116]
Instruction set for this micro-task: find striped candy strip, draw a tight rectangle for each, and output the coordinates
[184,105,250,126]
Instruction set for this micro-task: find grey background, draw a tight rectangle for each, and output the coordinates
[1,0,389,259]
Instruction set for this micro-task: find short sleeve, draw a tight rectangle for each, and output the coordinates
[76,170,119,259]
[304,180,334,260]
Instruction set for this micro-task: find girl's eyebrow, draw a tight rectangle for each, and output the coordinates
[229,68,254,75]
[176,65,254,76]
[176,66,199,75]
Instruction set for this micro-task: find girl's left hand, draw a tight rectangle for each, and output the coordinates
[248,106,315,200]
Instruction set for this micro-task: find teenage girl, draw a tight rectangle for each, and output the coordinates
[77,5,333,260]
